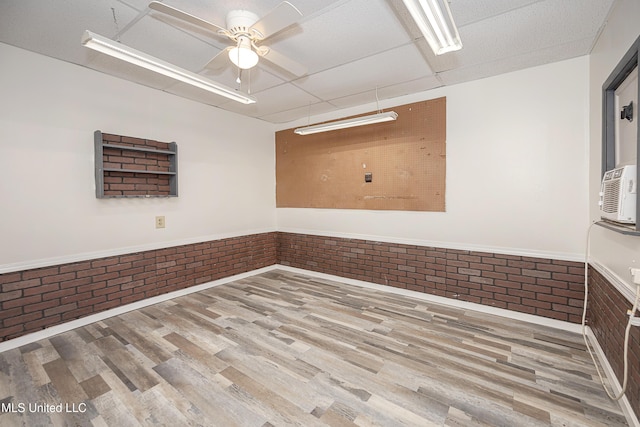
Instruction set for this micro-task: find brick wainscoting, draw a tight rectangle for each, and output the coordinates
[0,232,277,342]
[0,231,588,343]
[588,266,640,419]
[277,232,585,323]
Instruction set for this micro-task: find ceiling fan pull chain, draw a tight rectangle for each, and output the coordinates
[236,39,242,84]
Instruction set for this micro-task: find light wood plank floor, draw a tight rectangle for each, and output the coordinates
[0,270,628,426]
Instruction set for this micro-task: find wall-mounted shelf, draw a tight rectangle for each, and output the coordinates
[94,130,178,198]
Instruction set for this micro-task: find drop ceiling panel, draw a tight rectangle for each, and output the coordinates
[449,0,543,26]
[295,43,433,102]
[267,0,413,75]
[261,101,338,124]
[0,0,139,64]
[118,15,219,71]
[220,83,320,118]
[328,75,443,109]
[116,0,151,10]
[438,37,594,86]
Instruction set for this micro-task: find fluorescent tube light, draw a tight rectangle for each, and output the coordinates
[81,30,256,104]
[402,0,462,55]
[294,111,398,135]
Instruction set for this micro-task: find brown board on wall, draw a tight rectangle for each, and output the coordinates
[276,97,446,211]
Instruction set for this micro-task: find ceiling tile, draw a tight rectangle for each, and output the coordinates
[438,37,593,86]
[261,101,338,124]
[220,83,320,118]
[328,75,443,109]
[0,0,139,63]
[119,15,219,71]
[264,0,413,75]
[295,43,433,102]
[449,0,543,26]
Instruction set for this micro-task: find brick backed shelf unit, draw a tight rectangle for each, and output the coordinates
[94,130,178,198]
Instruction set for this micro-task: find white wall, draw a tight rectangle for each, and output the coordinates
[0,39,599,272]
[277,56,590,261]
[588,0,640,293]
[0,43,276,272]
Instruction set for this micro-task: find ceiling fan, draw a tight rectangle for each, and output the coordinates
[148,1,307,78]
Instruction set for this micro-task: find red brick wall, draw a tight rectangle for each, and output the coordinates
[0,232,276,342]
[102,133,172,197]
[588,266,640,419]
[276,232,585,323]
[0,231,589,343]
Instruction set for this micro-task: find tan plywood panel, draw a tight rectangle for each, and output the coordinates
[276,97,446,211]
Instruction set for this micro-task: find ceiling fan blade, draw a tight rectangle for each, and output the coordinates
[250,1,302,39]
[259,47,307,77]
[204,47,232,70]
[148,1,226,34]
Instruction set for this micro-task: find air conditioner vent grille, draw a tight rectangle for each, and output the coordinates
[602,179,621,214]
[599,165,636,224]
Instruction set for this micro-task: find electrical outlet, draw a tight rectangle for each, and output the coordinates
[630,267,640,285]
[155,216,165,229]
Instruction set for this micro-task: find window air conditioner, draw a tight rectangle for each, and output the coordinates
[599,165,637,224]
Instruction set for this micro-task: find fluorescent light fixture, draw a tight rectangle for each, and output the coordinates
[402,0,462,55]
[294,111,398,135]
[81,30,256,104]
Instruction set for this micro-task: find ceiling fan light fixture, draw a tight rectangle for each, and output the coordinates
[81,30,256,104]
[294,111,398,135]
[228,46,259,70]
[402,0,462,55]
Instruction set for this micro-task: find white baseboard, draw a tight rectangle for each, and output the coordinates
[275,265,583,334]
[584,327,639,427]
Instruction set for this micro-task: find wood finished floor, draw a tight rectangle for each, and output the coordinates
[0,270,628,426]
